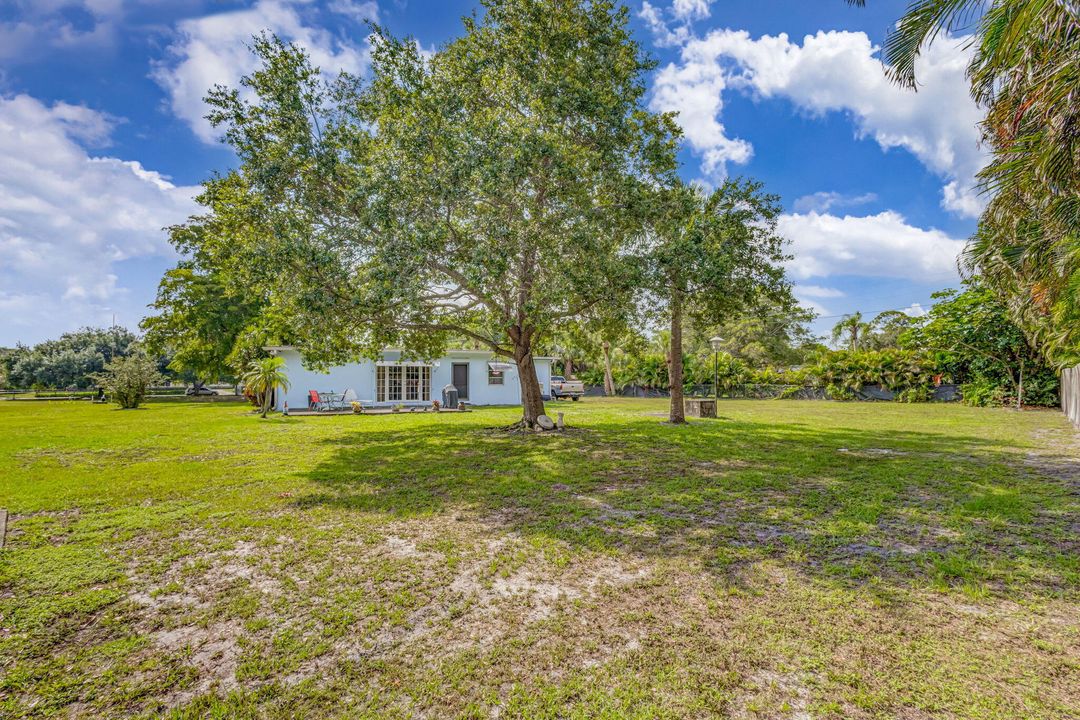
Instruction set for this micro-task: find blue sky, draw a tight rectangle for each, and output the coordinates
[0,0,982,346]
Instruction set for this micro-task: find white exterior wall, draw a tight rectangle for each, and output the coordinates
[273,348,552,411]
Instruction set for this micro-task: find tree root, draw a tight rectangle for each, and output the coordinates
[493,418,563,433]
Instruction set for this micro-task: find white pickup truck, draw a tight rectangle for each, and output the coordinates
[549,375,585,401]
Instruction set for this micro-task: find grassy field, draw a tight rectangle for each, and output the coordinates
[0,398,1077,719]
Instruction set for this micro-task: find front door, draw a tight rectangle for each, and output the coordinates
[451,363,469,400]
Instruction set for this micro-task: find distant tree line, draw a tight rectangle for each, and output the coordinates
[0,327,180,390]
[543,276,1057,408]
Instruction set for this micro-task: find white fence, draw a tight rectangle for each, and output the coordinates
[1063,365,1080,427]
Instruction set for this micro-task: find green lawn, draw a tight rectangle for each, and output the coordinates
[1,398,1077,719]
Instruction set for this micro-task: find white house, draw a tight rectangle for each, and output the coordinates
[265,346,553,411]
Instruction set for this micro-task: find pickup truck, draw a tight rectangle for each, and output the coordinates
[549,376,585,401]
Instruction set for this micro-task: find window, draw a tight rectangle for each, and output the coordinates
[388,366,402,401]
[405,366,420,400]
[488,364,505,385]
[377,365,431,402]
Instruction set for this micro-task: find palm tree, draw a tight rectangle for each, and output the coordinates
[243,356,290,418]
[831,312,871,352]
[850,0,1080,365]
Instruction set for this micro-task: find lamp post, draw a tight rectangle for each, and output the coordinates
[710,336,724,400]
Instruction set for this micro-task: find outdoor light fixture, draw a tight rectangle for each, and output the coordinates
[710,336,724,400]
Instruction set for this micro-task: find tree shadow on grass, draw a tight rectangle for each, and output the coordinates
[295,413,1080,600]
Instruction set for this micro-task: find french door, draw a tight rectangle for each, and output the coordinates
[376,365,431,402]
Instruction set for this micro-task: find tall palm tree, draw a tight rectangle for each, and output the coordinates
[851,0,1080,365]
[831,312,872,351]
[243,356,291,418]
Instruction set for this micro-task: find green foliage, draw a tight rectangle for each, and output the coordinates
[647,178,792,421]
[853,0,1080,364]
[5,327,139,389]
[708,300,818,367]
[895,386,934,404]
[0,347,12,389]
[807,349,941,402]
[831,312,872,352]
[960,377,1008,408]
[142,257,269,382]
[91,352,164,409]
[866,310,917,350]
[903,278,1058,406]
[242,356,291,418]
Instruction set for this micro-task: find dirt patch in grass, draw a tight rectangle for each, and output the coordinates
[15,446,158,468]
[731,669,813,720]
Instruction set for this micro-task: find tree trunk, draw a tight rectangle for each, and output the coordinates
[668,291,686,424]
[510,327,546,428]
[602,341,615,397]
[565,356,574,379]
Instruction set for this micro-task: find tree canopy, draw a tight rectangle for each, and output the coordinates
[903,278,1057,406]
[181,0,680,427]
[4,327,139,389]
[647,178,790,423]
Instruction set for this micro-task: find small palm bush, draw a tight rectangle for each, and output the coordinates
[242,357,290,418]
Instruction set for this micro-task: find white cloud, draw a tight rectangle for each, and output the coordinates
[779,211,965,282]
[153,0,373,144]
[902,302,928,317]
[328,0,379,23]
[794,284,845,299]
[0,94,198,341]
[0,0,124,61]
[671,0,714,21]
[650,28,987,215]
[650,55,753,175]
[639,0,715,48]
[639,1,690,48]
[793,191,877,214]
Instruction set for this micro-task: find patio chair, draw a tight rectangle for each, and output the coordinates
[338,388,358,409]
[308,390,328,411]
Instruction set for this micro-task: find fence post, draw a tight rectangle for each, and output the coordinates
[1063,365,1080,428]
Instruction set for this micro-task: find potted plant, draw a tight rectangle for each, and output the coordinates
[351,401,363,414]
[432,399,441,411]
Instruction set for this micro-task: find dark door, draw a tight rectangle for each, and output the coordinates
[451,363,469,400]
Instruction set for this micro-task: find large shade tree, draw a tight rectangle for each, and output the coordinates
[649,179,790,424]
[142,215,271,383]
[903,278,1058,407]
[194,1,678,428]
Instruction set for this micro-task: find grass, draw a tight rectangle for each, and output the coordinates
[0,398,1077,718]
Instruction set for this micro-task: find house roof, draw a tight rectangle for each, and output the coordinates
[264,345,553,361]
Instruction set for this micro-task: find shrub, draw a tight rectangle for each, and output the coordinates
[961,377,1006,407]
[825,385,857,401]
[895,386,934,403]
[91,353,163,409]
[807,349,940,402]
